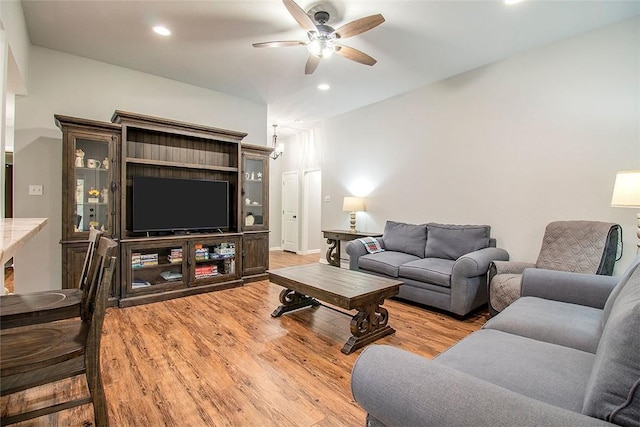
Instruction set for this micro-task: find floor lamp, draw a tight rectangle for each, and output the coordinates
[611,170,640,253]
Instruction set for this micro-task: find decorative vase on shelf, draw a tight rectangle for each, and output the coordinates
[75,148,85,168]
[245,213,255,226]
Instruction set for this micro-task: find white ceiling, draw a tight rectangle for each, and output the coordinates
[20,0,640,132]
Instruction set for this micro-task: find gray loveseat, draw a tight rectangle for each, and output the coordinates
[345,221,509,316]
[351,255,640,427]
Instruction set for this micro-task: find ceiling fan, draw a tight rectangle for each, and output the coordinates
[252,0,385,75]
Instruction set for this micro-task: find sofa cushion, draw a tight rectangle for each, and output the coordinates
[425,223,490,260]
[483,297,603,353]
[435,329,595,413]
[399,258,455,288]
[602,255,640,327]
[359,251,421,278]
[582,259,640,426]
[382,221,427,258]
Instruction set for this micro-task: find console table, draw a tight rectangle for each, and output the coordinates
[322,229,382,267]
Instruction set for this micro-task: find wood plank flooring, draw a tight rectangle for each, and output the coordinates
[1,251,488,426]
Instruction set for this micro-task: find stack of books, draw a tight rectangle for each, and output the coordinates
[140,253,158,266]
[168,248,183,263]
[131,252,142,269]
[195,264,217,278]
[214,243,235,256]
[195,246,210,261]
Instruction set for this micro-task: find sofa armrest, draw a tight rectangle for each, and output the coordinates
[351,345,613,427]
[345,238,384,271]
[491,260,536,275]
[521,268,619,309]
[453,247,510,278]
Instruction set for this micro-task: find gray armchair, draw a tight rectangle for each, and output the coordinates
[487,220,621,315]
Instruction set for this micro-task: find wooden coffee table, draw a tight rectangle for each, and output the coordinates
[268,263,402,354]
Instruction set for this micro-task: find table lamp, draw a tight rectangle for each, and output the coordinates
[611,170,640,252]
[343,197,365,232]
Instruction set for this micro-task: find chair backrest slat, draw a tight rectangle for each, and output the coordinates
[78,229,104,290]
[82,237,118,321]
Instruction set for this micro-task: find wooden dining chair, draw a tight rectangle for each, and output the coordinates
[0,236,118,426]
[0,228,103,329]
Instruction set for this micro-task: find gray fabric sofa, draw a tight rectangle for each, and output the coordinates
[345,221,509,316]
[351,255,640,427]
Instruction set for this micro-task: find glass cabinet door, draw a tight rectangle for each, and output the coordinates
[126,242,186,296]
[189,237,240,285]
[72,136,113,237]
[242,155,267,230]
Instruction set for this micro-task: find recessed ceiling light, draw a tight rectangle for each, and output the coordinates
[504,0,524,4]
[153,26,171,36]
[317,83,330,91]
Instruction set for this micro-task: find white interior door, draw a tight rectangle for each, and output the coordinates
[282,171,299,252]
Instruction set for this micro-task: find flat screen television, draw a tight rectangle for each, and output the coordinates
[132,176,229,232]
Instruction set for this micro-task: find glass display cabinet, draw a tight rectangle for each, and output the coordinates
[56,115,120,292]
[241,144,273,281]
[242,153,268,231]
[74,139,112,234]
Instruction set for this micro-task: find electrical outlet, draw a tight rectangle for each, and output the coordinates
[29,185,43,196]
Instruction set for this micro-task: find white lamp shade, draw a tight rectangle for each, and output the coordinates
[343,197,365,212]
[611,170,640,208]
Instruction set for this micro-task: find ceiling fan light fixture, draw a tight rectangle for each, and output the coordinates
[307,34,335,58]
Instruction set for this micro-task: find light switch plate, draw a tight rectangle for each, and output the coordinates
[29,184,43,196]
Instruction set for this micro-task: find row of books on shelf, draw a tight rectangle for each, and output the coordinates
[168,248,182,264]
[132,252,158,268]
[195,264,218,278]
[132,244,236,269]
[195,247,210,262]
[194,243,235,261]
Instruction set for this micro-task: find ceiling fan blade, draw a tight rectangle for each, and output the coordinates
[252,41,307,48]
[333,14,385,39]
[335,45,377,66]
[305,55,321,75]
[283,0,316,33]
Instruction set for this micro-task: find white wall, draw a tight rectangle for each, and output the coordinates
[268,128,322,250]
[0,0,30,95]
[321,17,640,274]
[14,47,267,292]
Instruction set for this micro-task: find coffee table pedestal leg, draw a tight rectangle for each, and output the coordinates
[272,288,320,317]
[342,301,395,354]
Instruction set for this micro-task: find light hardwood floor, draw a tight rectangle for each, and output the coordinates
[1,251,488,426]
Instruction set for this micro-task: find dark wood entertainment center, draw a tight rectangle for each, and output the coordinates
[56,111,273,306]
